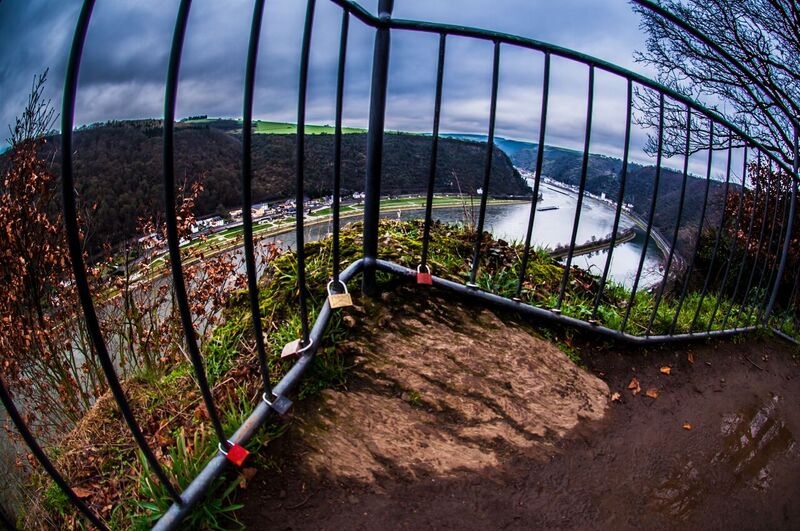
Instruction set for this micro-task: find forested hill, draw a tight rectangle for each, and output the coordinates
[31,121,527,251]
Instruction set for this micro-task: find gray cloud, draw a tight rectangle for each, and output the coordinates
[1,0,659,163]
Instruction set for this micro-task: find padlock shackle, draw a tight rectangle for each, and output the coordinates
[217,440,235,456]
[327,278,349,296]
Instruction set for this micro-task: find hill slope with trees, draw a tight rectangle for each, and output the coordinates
[25,121,527,251]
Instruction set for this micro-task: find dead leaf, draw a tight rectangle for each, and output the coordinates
[72,486,92,499]
[627,377,641,396]
[239,467,258,490]
[611,392,621,403]
[660,366,672,375]
[687,352,694,364]
[645,388,659,399]
[682,422,692,431]
[194,404,209,421]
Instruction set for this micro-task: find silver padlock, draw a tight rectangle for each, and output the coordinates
[280,337,314,359]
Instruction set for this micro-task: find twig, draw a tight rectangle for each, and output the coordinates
[744,356,764,371]
[285,493,312,510]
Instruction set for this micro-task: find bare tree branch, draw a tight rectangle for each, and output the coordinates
[633,0,799,165]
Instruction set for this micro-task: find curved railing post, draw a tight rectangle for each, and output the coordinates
[765,125,799,321]
[361,0,393,296]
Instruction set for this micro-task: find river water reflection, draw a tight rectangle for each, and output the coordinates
[248,183,664,289]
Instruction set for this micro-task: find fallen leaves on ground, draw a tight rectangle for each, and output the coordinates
[645,388,659,399]
[239,467,258,489]
[72,486,92,499]
[628,377,641,396]
[682,422,692,431]
[660,366,672,375]
[611,392,621,403]
[687,352,694,364]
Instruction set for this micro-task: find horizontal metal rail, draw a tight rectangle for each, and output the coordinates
[153,259,364,529]
[2,0,797,529]
[329,0,795,177]
[374,260,760,344]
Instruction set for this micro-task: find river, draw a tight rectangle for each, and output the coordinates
[235,183,664,289]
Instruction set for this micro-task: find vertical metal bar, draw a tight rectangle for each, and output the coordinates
[332,10,350,285]
[556,65,594,308]
[689,137,733,332]
[295,0,316,341]
[748,159,785,324]
[621,92,664,333]
[669,121,714,334]
[786,258,800,315]
[764,126,799,322]
[468,40,501,286]
[420,33,447,268]
[591,77,632,319]
[361,0,394,297]
[759,184,791,321]
[706,143,748,332]
[515,52,551,299]
[61,0,181,503]
[163,0,228,447]
[738,151,770,323]
[241,0,272,397]
[721,146,758,330]
[0,376,107,530]
[646,105,691,334]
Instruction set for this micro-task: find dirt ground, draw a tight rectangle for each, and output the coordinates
[236,286,800,530]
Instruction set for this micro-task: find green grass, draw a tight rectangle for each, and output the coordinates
[29,218,779,529]
[132,429,245,530]
[139,196,525,277]
[252,120,366,135]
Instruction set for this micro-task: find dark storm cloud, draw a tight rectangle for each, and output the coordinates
[1,0,658,163]
[0,1,81,137]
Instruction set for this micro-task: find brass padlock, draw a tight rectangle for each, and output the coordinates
[416,264,433,285]
[280,337,313,359]
[327,280,353,309]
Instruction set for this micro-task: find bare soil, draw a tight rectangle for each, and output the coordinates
[236,286,800,530]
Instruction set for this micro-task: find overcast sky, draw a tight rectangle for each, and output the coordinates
[0,0,690,167]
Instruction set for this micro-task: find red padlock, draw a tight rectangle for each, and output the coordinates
[416,264,433,285]
[220,441,250,467]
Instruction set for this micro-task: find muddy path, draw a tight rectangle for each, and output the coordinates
[235,287,800,530]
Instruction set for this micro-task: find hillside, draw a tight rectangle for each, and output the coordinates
[31,121,527,251]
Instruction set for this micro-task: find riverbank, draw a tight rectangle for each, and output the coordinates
[541,180,672,260]
[109,196,528,301]
[550,227,636,260]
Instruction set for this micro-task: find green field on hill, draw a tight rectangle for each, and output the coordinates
[252,120,366,134]
[182,117,366,135]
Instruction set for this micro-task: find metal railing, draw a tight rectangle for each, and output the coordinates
[1,0,798,528]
